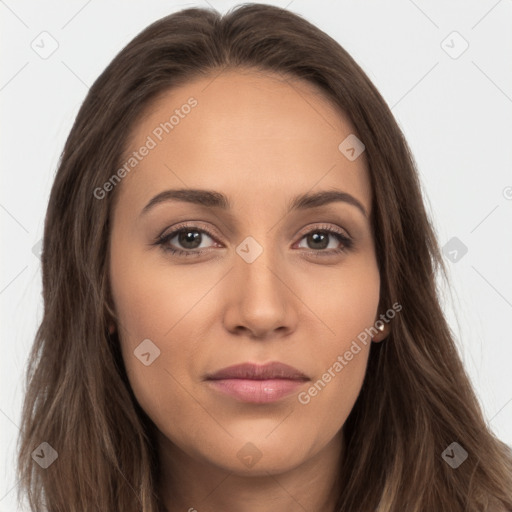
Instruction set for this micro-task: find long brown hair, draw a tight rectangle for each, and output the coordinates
[17,3,512,511]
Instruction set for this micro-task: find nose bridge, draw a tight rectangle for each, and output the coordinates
[225,231,294,335]
[234,232,283,294]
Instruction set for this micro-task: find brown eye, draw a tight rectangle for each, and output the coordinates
[156,225,219,257]
[174,230,204,250]
[304,231,331,250]
[296,226,353,254]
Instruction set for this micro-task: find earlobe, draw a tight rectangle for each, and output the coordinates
[105,297,117,335]
[372,321,388,343]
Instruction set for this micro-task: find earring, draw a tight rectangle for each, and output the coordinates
[376,323,385,332]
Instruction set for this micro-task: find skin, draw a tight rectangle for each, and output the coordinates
[108,69,389,512]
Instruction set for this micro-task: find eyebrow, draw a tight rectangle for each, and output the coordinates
[140,188,368,218]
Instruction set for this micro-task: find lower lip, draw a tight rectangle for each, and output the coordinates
[206,378,307,403]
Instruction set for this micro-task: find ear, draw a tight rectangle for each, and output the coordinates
[372,321,389,343]
[105,296,117,335]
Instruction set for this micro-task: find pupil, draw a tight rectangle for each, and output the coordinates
[309,232,328,249]
[179,230,201,249]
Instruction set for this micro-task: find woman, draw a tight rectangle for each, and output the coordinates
[17,3,512,511]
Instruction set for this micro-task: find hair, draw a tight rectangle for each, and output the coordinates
[17,3,512,511]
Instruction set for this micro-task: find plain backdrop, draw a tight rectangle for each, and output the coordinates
[1,1,511,510]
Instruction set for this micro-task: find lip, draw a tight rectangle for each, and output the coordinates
[205,362,309,404]
[206,361,309,380]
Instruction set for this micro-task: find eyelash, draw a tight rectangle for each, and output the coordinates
[153,222,354,258]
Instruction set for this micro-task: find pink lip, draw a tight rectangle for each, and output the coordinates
[206,361,308,380]
[207,378,306,403]
[205,362,309,403]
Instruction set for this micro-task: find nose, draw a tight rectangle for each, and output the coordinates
[222,240,299,340]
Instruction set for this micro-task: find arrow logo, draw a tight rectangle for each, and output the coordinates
[442,441,468,468]
[134,339,161,366]
[236,236,263,263]
[338,134,365,161]
[31,442,58,468]
[442,237,467,263]
[440,31,469,60]
[237,441,263,468]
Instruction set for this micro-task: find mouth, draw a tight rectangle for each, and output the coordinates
[204,362,310,403]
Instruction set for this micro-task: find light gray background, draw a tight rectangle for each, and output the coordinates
[1,1,511,510]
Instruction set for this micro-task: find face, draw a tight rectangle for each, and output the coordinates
[109,69,385,477]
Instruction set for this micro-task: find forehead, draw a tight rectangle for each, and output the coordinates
[116,69,371,218]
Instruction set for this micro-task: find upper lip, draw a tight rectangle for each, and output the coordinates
[205,362,309,381]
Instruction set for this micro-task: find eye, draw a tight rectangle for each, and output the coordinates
[295,224,353,255]
[155,224,220,257]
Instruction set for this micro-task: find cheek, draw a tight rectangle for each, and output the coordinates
[109,245,217,418]
[295,347,369,452]
[293,247,381,355]
[109,229,210,342]
[292,262,380,436]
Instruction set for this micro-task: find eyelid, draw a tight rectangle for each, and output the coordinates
[294,222,351,240]
[158,221,220,243]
